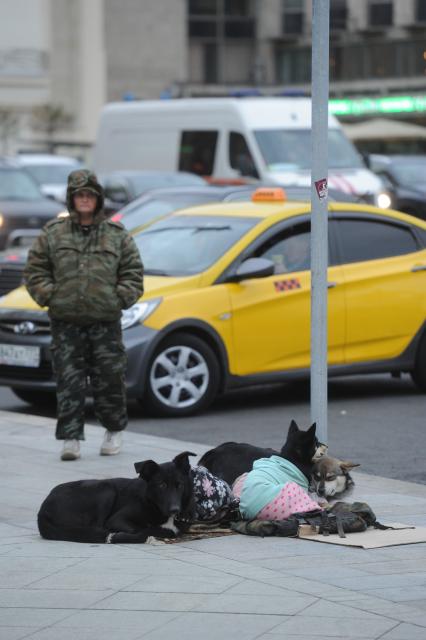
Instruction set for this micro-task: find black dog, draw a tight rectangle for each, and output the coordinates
[199,420,320,486]
[37,451,196,544]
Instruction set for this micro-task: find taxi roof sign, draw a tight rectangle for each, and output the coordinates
[251,187,287,202]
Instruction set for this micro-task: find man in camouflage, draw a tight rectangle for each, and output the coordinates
[24,169,144,460]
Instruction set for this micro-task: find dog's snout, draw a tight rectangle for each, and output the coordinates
[317,483,326,497]
[168,504,180,515]
[168,496,183,515]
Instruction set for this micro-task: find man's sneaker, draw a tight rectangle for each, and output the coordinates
[61,439,80,461]
[100,430,122,456]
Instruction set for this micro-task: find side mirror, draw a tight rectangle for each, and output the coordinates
[226,257,275,283]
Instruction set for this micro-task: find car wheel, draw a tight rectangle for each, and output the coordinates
[411,333,426,392]
[11,387,56,406]
[143,332,220,417]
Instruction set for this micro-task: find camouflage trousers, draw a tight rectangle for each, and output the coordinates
[50,320,128,440]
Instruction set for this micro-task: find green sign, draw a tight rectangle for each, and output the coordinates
[329,95,426,116]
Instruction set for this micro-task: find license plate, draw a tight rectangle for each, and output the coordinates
[0,344,41,367]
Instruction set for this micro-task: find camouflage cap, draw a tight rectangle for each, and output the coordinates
[66,169,104,214]
[68,169,101,194]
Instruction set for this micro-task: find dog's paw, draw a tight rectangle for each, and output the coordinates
[148,526,177,540]
[145,536,167,545]
[317,498,330,508]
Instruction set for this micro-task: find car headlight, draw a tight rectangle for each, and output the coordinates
[376,191,392,209]
[120,299,161,330]
[0,213,4,227]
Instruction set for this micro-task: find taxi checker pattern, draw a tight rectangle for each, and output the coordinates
[274,278,302,292]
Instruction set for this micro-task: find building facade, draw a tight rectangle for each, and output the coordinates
[185,0,426,127]
[1,0,425,153]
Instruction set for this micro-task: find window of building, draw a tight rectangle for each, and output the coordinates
[275,47,311,83]
[282,0,304,35]
[189,20,217,37]
[229,132,259,178]
[224,0,252,16]
[330,0,347,31]
[189,0,217,14]
[203,43,218,83]
[394,41,414,78]
[224,20,254,37]
[277,38,426,84]
[188,0,255,81]
[188,0,254,37]
[368,1,393,27]
[319,39,424,83]
[417,0,426,21]
[367,42,396,77]
[413,39,426,75]
[336,219,418,265]
[179,131,218,176]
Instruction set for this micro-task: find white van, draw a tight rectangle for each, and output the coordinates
[93,97,383,203]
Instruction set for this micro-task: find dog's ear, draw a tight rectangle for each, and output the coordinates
[288,419,299,435]
[340,461,360,472]
[307,422,317,436]
[312,442,328,462]
[134,459,159,480]
[173,451,196,474]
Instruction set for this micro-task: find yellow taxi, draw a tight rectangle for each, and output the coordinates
[0,188,425,417]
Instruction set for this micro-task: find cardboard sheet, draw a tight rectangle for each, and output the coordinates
[298,522,426,548]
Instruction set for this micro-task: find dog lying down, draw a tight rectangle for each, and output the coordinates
[199,420,359,501]
[311,456,360,499]
[199,420,327,487]
[37,451,196,544]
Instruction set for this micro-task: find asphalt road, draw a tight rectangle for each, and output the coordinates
[1,372,425,485]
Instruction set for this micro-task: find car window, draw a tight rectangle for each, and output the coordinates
[0,169,42,200]
[391,160,426,188]
[133,214,260,276]
[128,173,205,196]
[24,164,80,185]
[229,132,259,178]
[416,227,426,247]
[336,218,419,264]
[122,194,220,231]
[179,131,218,176]
[103,180,129,204]
[255,223,311,274]
[254,128,363,171]
[123,199,182,230]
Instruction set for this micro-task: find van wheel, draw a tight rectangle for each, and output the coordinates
[411,333,426,392]
[143,333,220,417]
[11,387,56,407]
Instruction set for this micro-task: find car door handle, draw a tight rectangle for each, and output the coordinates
[327,281,338,288]
[411,265,426,272]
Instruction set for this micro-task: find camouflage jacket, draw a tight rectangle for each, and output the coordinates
[24,213,144,324]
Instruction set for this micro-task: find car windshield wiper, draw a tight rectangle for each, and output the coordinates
[192,226,231,233]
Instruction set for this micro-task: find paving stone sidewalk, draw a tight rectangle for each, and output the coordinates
[1,409,426,640]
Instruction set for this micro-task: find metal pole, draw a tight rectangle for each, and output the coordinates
[310,0,330,444]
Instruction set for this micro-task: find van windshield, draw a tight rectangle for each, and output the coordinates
[254,128,364,172]
[133,214,259,276]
